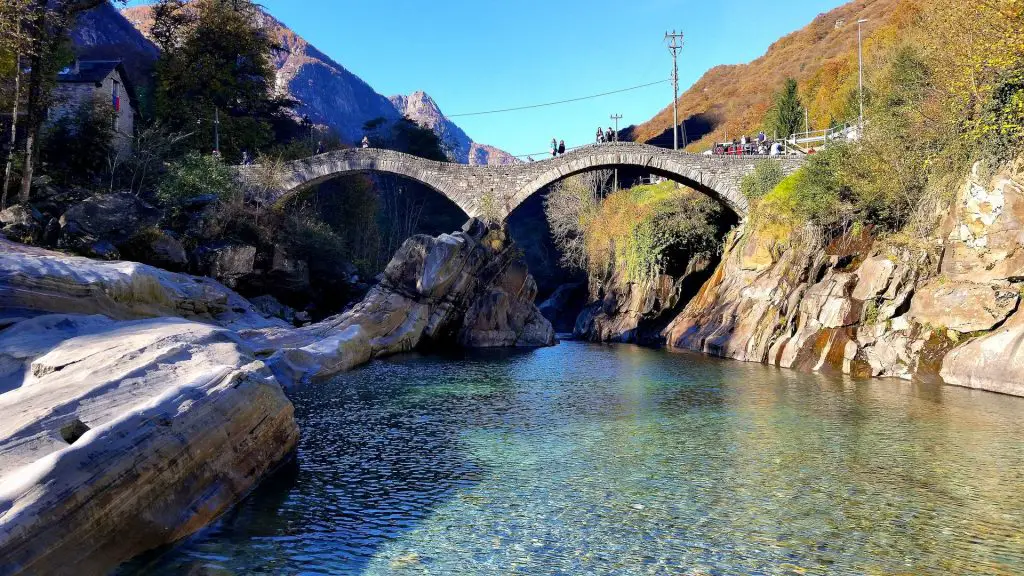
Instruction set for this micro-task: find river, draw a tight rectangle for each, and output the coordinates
[130,342,1024,575]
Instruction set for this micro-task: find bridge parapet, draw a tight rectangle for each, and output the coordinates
[240,142,805,220]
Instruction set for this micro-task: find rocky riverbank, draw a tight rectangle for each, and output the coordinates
[0,219,553,574]
[665,159,1024,397]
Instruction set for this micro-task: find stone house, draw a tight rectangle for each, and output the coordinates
[50,60,138,149]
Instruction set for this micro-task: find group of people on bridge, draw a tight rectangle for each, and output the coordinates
[550,138,566,157]
[595,126,618,144]
[712,131,785,156]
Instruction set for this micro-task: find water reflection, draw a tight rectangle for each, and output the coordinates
[130,342,1024,575]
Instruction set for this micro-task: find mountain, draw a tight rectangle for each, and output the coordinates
[70,2,159,89]
[631,0,911,149]
[118,4,513,164]
[389,91,517,166]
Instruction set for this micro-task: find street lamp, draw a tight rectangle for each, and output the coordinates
[610,113,622,191]
[858,18,868,127]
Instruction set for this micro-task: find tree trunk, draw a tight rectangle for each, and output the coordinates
[1,23,21,210]
[17,3,47,204]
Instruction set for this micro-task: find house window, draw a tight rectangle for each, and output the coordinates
[111,80,121,131]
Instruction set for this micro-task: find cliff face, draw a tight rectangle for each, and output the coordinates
[664,159,1024,397]
[390,91,518,166]
[574,257,713,344]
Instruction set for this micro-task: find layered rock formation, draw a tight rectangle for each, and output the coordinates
[665,159,1024,396]
[0,219,553,572]
[575,257,713,344]
[0,237,282,330]
[0,316,299,575]
[243,220,555,386]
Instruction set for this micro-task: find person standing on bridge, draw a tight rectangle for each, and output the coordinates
[551,138,558,158]
[558,140,566,155]
[596,127,605,143]
[361,136,369,149]
[605,127,614,143]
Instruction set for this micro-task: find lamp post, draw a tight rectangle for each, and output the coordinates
[858,18,868,127]
[610,113,622,191]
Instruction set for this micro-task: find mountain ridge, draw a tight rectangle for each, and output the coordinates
[118,4,513,165]
[632,0,910,149]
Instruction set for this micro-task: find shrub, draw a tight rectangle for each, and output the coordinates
[584,181,725,283]
[156,152,239,211]
[740,159,785,201]
[41,98,117,186]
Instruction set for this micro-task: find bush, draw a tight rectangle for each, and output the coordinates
[740,159,785,201]
[156,152,239,211]
[584,181,725,283]
[41,98,117,186]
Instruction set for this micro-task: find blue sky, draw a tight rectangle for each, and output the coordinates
[127,0,847,156]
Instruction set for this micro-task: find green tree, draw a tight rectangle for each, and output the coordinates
[157,152,238,213]
[41,97,116,185]
[7,0,125,205]
[153,0,291,162]
[763,78,805,139]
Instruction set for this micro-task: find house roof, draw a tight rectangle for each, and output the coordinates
[56,60,139,110]
[57,60,123,84]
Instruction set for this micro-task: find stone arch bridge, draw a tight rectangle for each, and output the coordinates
[245,142,805,220]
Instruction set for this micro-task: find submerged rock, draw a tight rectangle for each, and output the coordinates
[0,316,299,575]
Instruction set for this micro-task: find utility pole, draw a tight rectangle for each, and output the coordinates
[213,107,221,157]
[665,30,685,150]
[858,19,868,128]
[610,113,622,191]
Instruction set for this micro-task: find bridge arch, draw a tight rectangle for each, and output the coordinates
[505,150,751,219]
[263,149,482,217]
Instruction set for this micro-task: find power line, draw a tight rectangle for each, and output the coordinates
[446,80,669,118]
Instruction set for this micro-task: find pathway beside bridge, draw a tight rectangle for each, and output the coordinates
[244,142,805,220]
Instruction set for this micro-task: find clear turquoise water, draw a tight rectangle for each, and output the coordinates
[132,342,1024,575]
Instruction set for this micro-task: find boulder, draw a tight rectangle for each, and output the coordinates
[909,279,1019,333]
[538,281,587,333]
[941,309,1024,396]
[269,246,311,294]
[0,236,284,331]
[0,205,43,244]
[250,294,296,323]
[192,243,257,289]
[58,193,162,255]
[119,229,189,271]
[242,221,554,386]
[0,316,299,574]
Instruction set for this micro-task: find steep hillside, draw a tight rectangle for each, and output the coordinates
[120,5,513,164]
[70,2,159,88]
[633,0,912,149]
